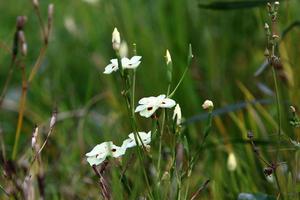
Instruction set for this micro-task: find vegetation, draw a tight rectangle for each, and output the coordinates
[1,0,300,199]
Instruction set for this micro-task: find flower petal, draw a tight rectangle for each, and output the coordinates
[159,98,176,108]
[139,106,159,118]
[103,63,118,74]
[87,156,106,166]
[130,56,142,63]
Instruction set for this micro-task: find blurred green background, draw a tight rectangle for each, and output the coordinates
[1,0,300,199]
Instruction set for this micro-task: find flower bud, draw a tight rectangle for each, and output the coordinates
[32,0,39,8]
[112,28,121,51]
[290,106,296,113]
[202,100,214,111]
[119,41,128,58]
[165,50,172,65]
[50,110,57,129]
[173,104,182,125]
[227,152,237,171]
[31,126,39,150]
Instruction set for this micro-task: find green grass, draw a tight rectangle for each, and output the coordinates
[1,0,300,199]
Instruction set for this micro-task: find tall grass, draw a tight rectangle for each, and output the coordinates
[0,0,300,199]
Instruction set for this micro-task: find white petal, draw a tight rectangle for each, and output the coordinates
[173,104,182,125]
[139,106,159,118]
[135,104,147,113]
[138,97,155,105]
[87,156,106,166]
[130,56,142,63]
[85,141,113,157]
[159,98,176,108]
[121,138,136,149]
[111,144,127,158]
[121,57,130,67]
[110,59,118,66]
[128,131,151,146]
[128,61,141,69]
[103,63,118,74]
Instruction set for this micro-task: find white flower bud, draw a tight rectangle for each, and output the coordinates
[264,23,269,29]
[112,27,121,51]
[32,0,39,7]
[173,104,182,125]
[274,1,279,6]
[31,126,39,149]
[227,152,237,171]
[50,111,57,129]
[119,41,128,58]
[165,49,172,65]
[202,100,214,110]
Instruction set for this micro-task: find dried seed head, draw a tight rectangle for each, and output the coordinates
[247,131,254,139]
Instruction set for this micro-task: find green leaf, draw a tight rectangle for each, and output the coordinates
[199,0,280,10]
[281,21,300,39]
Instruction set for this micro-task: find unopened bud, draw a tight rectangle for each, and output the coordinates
[202,100,214,111]
[18,31,27,56]
[48,4,54,28]
[119,41,128,58]
[264,23,269,30]
[227,152,237,171]
[290,106,296,113]
[112,27,121,51]
[32,0,39,8]
[173,104,182,125]
[31,126,39,149]
[264,48,270,57]
[50,110,57,129]
[165,49,172,65]
[16,16,27,31]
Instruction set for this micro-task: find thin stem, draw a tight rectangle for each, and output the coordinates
[12,61,27,159]
[168,67,188,98]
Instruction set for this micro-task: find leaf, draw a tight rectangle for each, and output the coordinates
[281,21,300,39]
[199,0,280,10]
[238,193,275,200]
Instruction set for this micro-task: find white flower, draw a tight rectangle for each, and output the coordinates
[112,28,121,50]
[86,141,126,166]
[121,56,142,69]
[135,95,176,118]
[103,59,119,74]
[173,104,182,125]
[202,100,214,110]
[122,131,151,148]
[227,152,237,171]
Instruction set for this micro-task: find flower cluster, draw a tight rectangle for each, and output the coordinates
[86,131,151,166]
